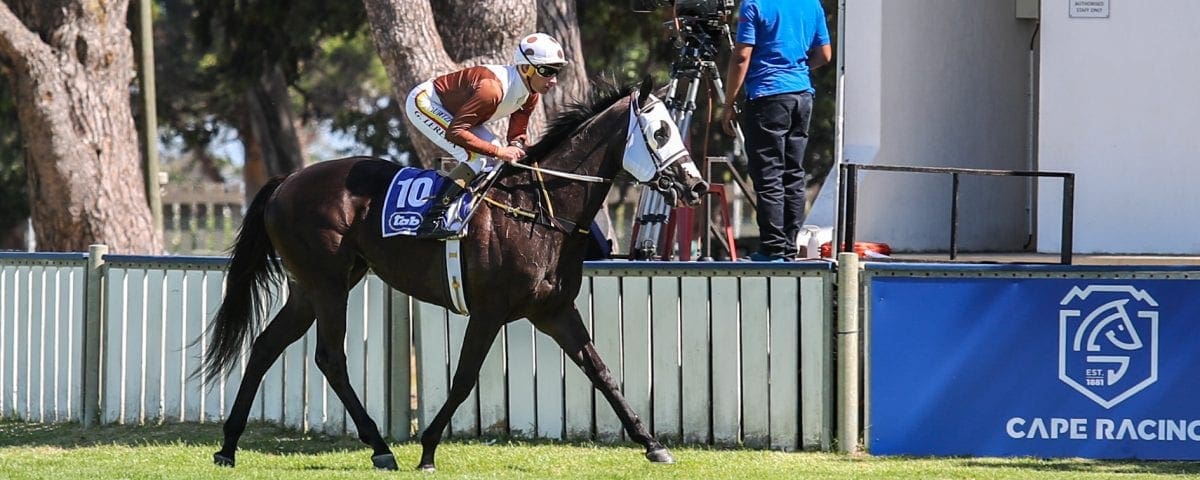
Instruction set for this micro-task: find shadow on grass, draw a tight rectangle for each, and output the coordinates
[0,419,659,458]
[0,419,369,457]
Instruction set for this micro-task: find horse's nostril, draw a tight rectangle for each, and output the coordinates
[691,181,710,197]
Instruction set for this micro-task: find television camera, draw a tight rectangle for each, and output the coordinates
[631,0,735,59]
[630,0,735,19]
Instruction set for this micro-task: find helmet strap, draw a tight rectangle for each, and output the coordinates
[519,65,536,89]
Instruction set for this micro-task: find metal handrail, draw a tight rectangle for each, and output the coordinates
[836,163,1075,264]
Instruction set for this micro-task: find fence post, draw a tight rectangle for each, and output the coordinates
[82,244,108,428]
[836,252,861,453]
[388,289,412,441]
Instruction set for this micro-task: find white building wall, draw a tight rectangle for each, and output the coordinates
[843,1,1037,251]
[1037,0,1200,254]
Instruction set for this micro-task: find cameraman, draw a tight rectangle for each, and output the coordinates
[721,0,831,262]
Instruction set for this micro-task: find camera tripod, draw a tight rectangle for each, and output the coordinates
[630,21,748,260]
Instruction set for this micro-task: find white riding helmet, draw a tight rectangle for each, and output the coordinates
[513,33,569,66]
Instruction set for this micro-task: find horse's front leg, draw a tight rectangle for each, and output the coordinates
[418,317,504,472]
[531,306,674,464]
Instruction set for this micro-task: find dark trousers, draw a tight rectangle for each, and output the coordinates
[744,91,813,257]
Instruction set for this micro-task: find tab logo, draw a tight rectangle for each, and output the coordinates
[1059,285,1158,409]
[389,212,422,229]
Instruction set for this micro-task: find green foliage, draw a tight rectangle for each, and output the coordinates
[294,27,409,159]
[578,5,675,85]
[144,0,408,183]
[153,0,239,176]
[0,76,29,230]
[192,0,366,86]
[155,0,407,171]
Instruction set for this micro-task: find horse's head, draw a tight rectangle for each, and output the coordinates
[622,77,709,207]
[1077,299,1144,352]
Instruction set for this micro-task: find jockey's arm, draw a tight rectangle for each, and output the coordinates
[505,93,540,150]
[445,81,503,157]
[445,81,525,162]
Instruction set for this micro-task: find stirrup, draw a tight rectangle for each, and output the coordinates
[416,197,459,239]
[416,218,459,240]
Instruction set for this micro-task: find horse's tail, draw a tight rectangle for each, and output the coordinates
[198,176,286,385]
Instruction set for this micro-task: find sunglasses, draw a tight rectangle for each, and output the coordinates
[532,64,560,78]
[519,48,562,78]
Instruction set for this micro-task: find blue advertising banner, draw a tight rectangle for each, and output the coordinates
[869,276,1200,459]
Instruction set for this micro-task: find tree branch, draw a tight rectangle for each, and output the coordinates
[0,1,48,68]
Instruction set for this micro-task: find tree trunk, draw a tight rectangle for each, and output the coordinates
[363,0,538,167]
[240,64,305,201]
[535,0,589,138]
[0,218,28,250]
[432,0,533,65]
[0,0,161,253]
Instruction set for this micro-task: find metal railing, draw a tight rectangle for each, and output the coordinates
[162,183,244,255]
[836,163,1075,264]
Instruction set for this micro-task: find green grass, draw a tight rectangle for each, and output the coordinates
[1,420,1198,479]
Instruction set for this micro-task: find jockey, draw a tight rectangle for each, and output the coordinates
[405,32,568,238]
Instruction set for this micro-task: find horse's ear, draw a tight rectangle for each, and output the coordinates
[637,75,653,104]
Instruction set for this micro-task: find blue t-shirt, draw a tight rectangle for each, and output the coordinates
[735,0,831,100]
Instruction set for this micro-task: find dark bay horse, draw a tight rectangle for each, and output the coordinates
[201,78,708,471]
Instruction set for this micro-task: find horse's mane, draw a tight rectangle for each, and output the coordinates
[524,81,637,161]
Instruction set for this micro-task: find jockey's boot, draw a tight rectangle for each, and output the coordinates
[416,181,466,239]
[417,162,478,239]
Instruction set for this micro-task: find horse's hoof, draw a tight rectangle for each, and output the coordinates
[646,447,675,464]
[416,463,436,472]
[213,452,235,467]
[372,453,399,470]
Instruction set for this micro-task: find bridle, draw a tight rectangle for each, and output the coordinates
[502,93,684,186]
[627,95,690,180]
[482,92,690,234]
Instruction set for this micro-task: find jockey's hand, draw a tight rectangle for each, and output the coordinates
[496,145,526,163]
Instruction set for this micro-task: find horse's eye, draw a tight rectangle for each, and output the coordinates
[653,120,671,148]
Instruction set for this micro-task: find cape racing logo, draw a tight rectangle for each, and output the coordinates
[1059,285,1158,409]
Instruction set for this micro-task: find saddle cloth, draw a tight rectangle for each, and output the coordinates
[381,167,474,238]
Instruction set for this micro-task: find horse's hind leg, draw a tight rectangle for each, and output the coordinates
[531,306,674,464]
[215,285,316,467]
[417,318,503,472]
[309,283,398,470]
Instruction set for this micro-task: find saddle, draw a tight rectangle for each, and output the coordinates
[380,166,498,240]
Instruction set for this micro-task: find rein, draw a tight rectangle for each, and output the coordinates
[506,161,610,184]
